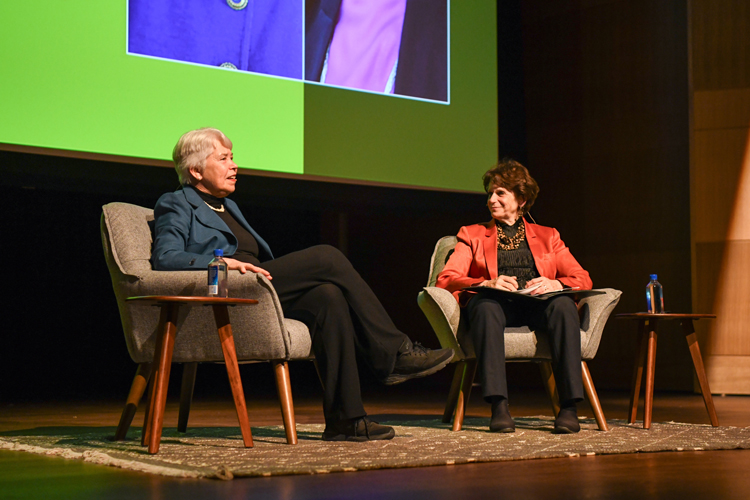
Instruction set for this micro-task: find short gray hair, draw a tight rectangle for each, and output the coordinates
[172,128,233,185]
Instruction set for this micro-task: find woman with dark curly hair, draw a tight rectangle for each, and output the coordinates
[436,159,592,434]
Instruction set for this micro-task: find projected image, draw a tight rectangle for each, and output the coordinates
[127,0,303,79]
[305,0,448,102]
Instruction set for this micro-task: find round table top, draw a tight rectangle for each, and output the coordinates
[126,295,258,306]
[615,312,715,320]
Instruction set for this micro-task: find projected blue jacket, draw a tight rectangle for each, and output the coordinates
[151,186,273,271]
[128,0,302,79]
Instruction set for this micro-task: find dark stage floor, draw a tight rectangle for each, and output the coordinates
[2,387,749,500]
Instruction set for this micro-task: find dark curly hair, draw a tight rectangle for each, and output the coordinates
[482,159,539,215]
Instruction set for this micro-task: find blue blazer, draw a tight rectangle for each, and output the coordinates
[128,0,303,79]
[151,186,273,271]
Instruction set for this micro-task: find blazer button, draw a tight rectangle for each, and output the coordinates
[219,62,238,70]
[226,0,248,10]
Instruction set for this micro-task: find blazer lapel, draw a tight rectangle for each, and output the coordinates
[483,221,498,279]
[183,187,234,235]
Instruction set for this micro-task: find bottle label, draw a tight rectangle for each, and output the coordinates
[208,266,219,295]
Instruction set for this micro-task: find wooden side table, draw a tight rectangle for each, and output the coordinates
[616,313,719,429]
[127,295,258,454]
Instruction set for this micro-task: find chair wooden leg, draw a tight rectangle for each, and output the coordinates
[539,361,560,417]
[273,361,298,445]
[628,320,648,424]
[443,361,465,423]
[581,361,609,431]
[213,305,253,448]
[452,359,477,431]
[177,362,198,433]
[114,363,152,441]
[681,319,719,426]
[145,303,179,454]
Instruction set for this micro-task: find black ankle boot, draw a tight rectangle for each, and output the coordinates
[553,402,580,434]
[489,398,515,433]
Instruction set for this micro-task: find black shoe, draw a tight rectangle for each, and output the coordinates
[383,342,454,385]
[553,406,580,434]
[322,416,396,442]
[489,398,515,433]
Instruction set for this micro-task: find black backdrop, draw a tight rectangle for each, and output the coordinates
[0,1,694,403]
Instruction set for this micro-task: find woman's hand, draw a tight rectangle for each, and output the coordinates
[224,257,273,280]
[481,275,519,291]
[525,277,562,296]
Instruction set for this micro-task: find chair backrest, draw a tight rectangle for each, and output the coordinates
[101,202,155,279]
[426,236,458,287]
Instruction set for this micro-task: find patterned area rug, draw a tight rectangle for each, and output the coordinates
[2,417,749,480]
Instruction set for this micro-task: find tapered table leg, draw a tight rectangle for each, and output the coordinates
[141,307,171,447]
[147,303,179,454]
[628,320,648,424]
[643,320,659,429]
[213,304,253,448]
[178,362,198,433]
[681,319,719,426]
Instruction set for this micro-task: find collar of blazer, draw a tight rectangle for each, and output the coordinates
[181,185,241,237]
[482,218,545,279]
[179,185,275,260]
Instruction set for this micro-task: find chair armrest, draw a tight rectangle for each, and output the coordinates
[579,288,622,359]
[129,270,276,302]
[117,270,295,362]
[418,287,466,358]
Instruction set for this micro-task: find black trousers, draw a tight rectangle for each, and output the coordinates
[463,294,584,404]
[260,245,408,425]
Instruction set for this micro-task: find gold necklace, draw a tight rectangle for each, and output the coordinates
[204,201,225,213]
[496,218,525,251]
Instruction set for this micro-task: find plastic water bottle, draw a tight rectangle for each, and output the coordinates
[646,274,664,313]
[208,249,228,297]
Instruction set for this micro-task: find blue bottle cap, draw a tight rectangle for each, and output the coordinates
[650,274,657,280]
[214,249,224,257]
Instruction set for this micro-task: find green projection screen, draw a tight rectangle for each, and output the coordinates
[0,2,496,193]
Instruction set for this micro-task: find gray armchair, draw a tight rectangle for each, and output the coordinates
[417,236,621,431]
[101,202,313,443]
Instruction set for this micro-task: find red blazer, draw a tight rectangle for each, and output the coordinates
[436,220,593,304]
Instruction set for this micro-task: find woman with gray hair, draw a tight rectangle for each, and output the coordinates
[152,127,454,442]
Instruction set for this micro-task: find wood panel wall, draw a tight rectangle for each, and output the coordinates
[690,0,750,393]
[519,1,692,390]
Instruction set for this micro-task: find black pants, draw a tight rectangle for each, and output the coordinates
[261,245,408,425]
[464,294,584,404]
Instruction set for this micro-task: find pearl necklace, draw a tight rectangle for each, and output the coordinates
[204,201,225,213]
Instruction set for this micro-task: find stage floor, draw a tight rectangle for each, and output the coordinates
[2,388,749,499]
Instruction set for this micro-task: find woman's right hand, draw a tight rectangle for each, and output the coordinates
[224,257,273,280]
[481,275,518,291]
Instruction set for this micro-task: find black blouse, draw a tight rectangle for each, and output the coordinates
[495,218,539,289]
[191,187,262,266]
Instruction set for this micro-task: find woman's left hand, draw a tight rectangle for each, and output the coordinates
[525,277,563,296]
